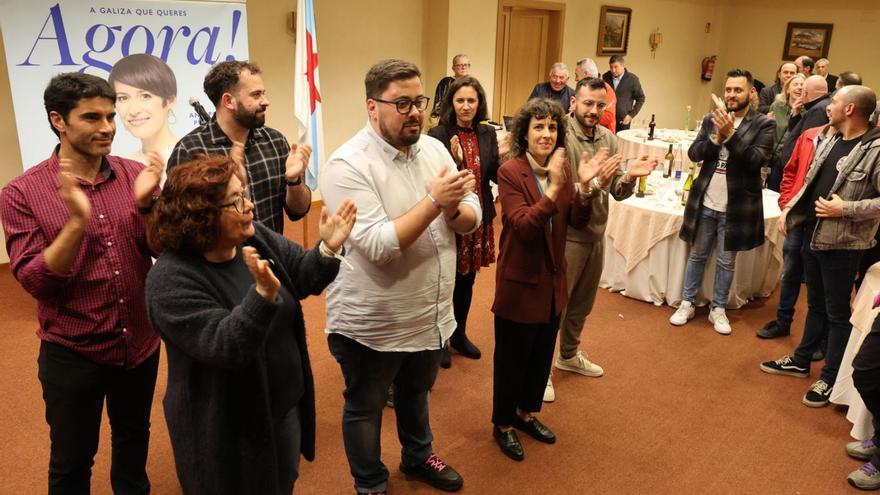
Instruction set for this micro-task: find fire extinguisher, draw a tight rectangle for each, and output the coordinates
[701,56,717,81]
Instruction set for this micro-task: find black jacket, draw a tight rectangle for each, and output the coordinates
[146,222,340,494]
[680,110,776,251]
[602,70,645,123]
[780,93,831,169]
[428,123,500,226]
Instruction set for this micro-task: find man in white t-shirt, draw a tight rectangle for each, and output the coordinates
[670,69,776,334]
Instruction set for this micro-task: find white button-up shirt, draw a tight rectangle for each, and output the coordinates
[319,123,482,352]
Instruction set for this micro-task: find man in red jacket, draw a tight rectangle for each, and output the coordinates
[757,125,834,339]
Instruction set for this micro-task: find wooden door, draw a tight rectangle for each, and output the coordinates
[493,1,564,121]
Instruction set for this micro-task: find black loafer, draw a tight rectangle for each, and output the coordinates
[400,453,463,492]
[449,335,481,359]
[756,320,790,339]
[513,416,556,444]
[440,347,451,368]
[493,426,524,461]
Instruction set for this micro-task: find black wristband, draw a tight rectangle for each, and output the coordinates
[286,176,303,187]
[450,208,461,221]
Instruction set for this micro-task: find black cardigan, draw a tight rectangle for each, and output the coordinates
[146,222,340,494]
[428,122,500,226]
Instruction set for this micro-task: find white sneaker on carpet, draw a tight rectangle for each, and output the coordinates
[670,301,695,326]
[543,376,555,402]
[556,351,604,377]
[709,307,732,335]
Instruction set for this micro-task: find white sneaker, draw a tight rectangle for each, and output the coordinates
[670,301,695,326]
[543,376,555,402]
[709,307,732,335]
[556,351,604,377]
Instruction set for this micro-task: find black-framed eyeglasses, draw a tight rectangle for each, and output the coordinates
[221,189,250,213]
[453,63,471,69]
[373,96,430,115]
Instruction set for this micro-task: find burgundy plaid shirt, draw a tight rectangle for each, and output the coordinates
[1,149,159,368]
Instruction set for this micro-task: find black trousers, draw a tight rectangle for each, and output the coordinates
[451,271,477,342]
[854,330,880,467]
[492,313,559,426]
[38,341,159,495]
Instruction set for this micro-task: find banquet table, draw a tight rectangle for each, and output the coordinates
[617,128,698,175]
[599,177,784,308]
[830,262,880,440]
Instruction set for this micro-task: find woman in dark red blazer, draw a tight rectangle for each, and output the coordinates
[491,98,610,461]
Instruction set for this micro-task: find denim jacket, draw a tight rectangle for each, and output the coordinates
[786,127,880,250]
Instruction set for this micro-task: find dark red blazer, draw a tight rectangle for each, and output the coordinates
[492,155,591,324]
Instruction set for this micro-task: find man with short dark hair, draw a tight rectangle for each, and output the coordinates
[602,55,645,131]
[670,69,775,335]
[795,55,814,76]
[1,72,164,493]
[548,77,654,397]
[574,58,617,132]
[759,62,798,114]
[839,71,864,90]
[320,58,481,494]
[168,60,311,235]
[761,86,880,410]
[528,62,575,110]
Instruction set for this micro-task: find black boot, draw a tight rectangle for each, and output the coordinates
[757,320,790,339]
[449,334,481,359]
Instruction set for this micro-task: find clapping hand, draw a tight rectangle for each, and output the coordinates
[243,246,280,302]
[626,155,658,182]
[546,148,568,188]
[576,148,621,187]
[133,152,165,208]
[319,199,357,252]
[425,165,476,210]
[711,108,735,142]
[58,159,90,223]
[450,135,464,165]
[286,143,312,183]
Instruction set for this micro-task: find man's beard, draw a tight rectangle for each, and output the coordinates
[726,97,750,112]
[575,112,599,131]
[234,105,266,129]
[379,117,422,148]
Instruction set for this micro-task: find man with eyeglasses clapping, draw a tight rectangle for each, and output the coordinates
[320,59,483,494]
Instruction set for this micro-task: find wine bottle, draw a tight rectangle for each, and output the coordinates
[664,144,674,178]
[647,114,656,141]
[636,175,647,198]
[681,162,695,206]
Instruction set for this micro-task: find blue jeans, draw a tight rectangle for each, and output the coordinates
[793,242,862,384]
[776,224,805,327]
[327,333,442,494]
[682,206,737,308]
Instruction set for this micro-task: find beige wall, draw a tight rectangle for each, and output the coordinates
[0,0,877,263]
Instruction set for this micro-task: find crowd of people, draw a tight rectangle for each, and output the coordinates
[2,49,880,495]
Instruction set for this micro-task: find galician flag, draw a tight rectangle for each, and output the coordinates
[293,0,323,191]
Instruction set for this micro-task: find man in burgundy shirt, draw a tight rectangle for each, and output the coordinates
[1,73,163,493]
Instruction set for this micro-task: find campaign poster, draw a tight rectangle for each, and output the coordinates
[0,0,249,169]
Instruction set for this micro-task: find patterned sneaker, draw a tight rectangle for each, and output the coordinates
[708,307,732,335]
[670,301,695,326]
[847,439,879,461]
[848,462,880,490]
[543,376,555,402]
[400,453,463,492]
[802,379,833,407]
[556,351,604,377]
[759,355,809,378]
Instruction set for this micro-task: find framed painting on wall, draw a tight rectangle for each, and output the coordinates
[782,22,833,61]
[597,5,632,56]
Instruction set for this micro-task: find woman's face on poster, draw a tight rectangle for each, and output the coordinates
[113,81,175,140]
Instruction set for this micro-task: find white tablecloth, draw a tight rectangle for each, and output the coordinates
[599,186,783,308]
[617,128,698,175]
[830,262,880,440]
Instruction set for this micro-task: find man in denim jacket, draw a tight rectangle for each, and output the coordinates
[761,86,880,408]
